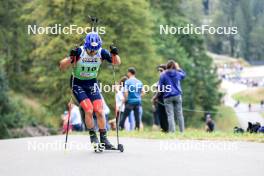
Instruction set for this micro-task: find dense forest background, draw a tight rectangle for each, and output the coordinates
[0,0,263,138]
[182,0,264,63]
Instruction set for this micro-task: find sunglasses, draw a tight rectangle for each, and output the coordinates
[158,69,164,72]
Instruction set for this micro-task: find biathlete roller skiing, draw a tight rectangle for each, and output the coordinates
[59,31,123,152]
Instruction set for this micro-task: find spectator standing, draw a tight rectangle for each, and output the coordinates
[69,103,84,132]
[115,76,128,127]
[119,67,144,130]
[158,60,186,132]
[152,64,168,132]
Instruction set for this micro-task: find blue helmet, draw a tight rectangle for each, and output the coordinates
[84,32,102,51]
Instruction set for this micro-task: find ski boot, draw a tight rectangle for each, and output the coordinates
[89,130,103,153]
[100,131,115,150]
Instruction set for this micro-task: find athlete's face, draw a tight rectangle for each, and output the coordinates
[86,49,97,56]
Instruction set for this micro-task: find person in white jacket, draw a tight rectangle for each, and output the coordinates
[115,76,127,129]
[69,103,83,131]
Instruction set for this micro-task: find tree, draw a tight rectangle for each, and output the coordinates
[151,0,222,124]
[205,0,264,61]
[0,0,32,90]
[0,61,11,138]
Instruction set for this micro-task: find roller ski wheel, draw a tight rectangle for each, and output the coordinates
[117,144,124,152]
[92,142,104,153]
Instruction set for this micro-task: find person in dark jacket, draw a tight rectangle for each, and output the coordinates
[205,114,215,132]
[158,60,186,132]
[152,64,168,132]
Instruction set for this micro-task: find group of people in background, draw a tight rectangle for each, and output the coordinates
[218,63,264,87]
[62,59,187,133]
[234,100,264,112]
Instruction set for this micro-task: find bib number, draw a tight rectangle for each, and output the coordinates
[81,66,97,72]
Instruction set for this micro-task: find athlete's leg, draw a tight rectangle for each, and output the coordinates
[80,99,94,129]
[93,98,114,149]
[72,85,94,129]
[92,99,105,129]
[94,99,114,149]
[72,84,98,144]
[79,99,100,143]
[85,81,114,149]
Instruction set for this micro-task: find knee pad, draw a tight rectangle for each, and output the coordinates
[93,99,103,113]
[80,99,93,113]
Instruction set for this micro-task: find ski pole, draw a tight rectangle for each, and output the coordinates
[116,103,123,145]
[64,100,72,150]
[64,55,77,151]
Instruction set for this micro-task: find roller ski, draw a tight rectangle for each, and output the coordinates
[100,131,124,152]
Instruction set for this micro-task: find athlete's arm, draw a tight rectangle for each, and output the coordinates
[101,46,121,65]
[110,45,121,65]
[59,57,72,71]
[112,54,121,65]
[59,48,81,71]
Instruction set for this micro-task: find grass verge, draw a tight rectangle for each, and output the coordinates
[232,88,264,104]
[215,105,238,132]
[106,129,264,143]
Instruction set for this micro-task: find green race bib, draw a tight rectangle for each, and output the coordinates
[72,47,102,80]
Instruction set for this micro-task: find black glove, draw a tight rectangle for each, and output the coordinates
[110,45,119,55]
[69,48,78,57]
[69,48,80,63]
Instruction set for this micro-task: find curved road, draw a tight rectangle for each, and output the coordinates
[222,80,264,129]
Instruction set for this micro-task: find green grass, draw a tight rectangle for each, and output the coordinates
[232,88,264,104]
[76,105,262,143]
[184,105,239,131]
[76,129,264,143]
[106,129,264,143]
[215,105,238,132]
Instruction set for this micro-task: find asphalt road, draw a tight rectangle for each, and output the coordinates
[0,135,264,176]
